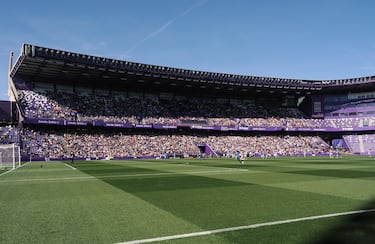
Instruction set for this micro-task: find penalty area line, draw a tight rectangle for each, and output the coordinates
[0,168,15,177]
[115,208,375,244]
[64,163,76,170]
[0,162,31,177]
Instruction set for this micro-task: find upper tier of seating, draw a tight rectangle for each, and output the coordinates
[17,89,375,129]
[17,89,303,124]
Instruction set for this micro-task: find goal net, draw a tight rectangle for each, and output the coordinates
[0,144,21,170]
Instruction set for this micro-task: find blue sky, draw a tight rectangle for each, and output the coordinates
[1,0,375,100]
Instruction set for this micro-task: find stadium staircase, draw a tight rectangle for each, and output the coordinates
[196,143,219,158]
[358,135,365,153]
[343,134,375,154]
[205,144,219,158]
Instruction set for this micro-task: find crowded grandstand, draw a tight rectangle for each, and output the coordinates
[2,43,375,163]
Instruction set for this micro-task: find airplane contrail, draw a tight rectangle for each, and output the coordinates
[125,0,209,56]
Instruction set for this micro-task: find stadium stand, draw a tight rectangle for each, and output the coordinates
[6,44,375,160]
[20,127,329,160]
[0,126,19,144]
[343,134,375,154]
[16,88,375,129]
[17,89,306,125]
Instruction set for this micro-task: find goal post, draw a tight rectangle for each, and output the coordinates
[0,144,21,170]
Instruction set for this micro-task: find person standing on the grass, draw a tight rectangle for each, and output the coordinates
[70,151,75,163]
[335,148,340,159]
[235,151,240,161]
[240,152,246,164]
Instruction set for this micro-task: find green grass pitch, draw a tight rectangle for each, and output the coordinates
[1,156,375,243]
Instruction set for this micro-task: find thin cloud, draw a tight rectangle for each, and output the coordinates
[143,17,177,42]
[181,0,208,17]
[125,0,208,56]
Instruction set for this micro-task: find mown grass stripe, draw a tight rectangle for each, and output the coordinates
[116,209,375,244]
[0,168,248,183]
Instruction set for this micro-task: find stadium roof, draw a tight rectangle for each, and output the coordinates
[10,44,375,96]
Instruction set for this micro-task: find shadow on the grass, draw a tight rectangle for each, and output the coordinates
[314,199,375,244]
[72,160,375,243]
[287,169,375,179]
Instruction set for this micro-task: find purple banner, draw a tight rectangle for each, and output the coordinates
[284,127,375,132]
[22,117,375,133]
[93,120,104,126]
[66,121,89,126]
[190,125,217,130]
[24,118,91,126]
[135,124,153,128]
[237,126,250,131]
[293,127,340,132]
[24,118,65,125]
[250,127,283,131]
[103,122,132,128]
[153,124,178,129]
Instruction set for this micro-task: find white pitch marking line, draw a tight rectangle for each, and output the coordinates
[0,168,16,177]
[0,162,30,177]
[115,208,375,244]
[64,163,77,170]
[0,168,247,183]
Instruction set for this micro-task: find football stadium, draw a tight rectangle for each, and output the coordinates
[1,44,375,243]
